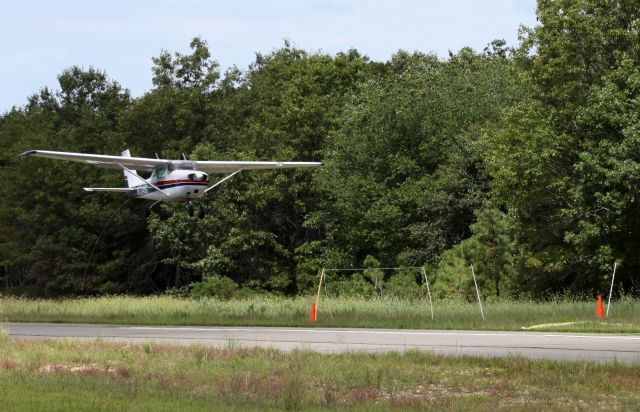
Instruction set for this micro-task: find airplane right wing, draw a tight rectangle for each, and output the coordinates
[194,160,324,173]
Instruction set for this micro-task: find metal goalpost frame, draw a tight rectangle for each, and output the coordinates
[315,268,325,311]
[470,264,485,320]
[420,267,434,320]
[606,261,617,317]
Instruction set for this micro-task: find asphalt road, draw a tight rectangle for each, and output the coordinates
[4,322,640,362]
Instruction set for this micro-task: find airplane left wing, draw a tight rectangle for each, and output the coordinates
[19,150,169,171]
[83,187,131,192]
[194,160,323,173]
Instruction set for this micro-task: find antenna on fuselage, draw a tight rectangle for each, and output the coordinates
[182,153,187,160]
[155,153,160,159]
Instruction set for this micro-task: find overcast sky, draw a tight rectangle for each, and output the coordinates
[0,0,537,112]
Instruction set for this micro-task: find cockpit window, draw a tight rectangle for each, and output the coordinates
[151,167,167,179]
[168,162,196,171]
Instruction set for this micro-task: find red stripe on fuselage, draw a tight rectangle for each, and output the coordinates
[155,179,209,185]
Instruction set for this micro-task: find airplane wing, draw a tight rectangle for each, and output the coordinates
[194,160,323,173]
[19,150,323,173]
[83,187,131,192]
[18,150,169,171]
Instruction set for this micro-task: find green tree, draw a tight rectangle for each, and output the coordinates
[178,44,372,293]
[363,255,384,293]
[463,207,516,297]
[0,67,146,296]
[314,49,522,272]
[484,0,640,293]
[432,244,473,300]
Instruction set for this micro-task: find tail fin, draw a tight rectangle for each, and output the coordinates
[121,149,146,188]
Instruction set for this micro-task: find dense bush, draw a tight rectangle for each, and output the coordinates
[190,276,238,300]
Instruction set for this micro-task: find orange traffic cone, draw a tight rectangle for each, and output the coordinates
[309,304,316,323]
[596,295,604,318]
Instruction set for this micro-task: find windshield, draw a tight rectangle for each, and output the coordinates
[168,162,196,171]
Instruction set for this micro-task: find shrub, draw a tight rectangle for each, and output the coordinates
[190,276,238,300]
[327,273,375,297]
[385,270,421,299]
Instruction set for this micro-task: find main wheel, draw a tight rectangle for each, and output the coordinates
[198,205,206,219]
[187,201,194,217]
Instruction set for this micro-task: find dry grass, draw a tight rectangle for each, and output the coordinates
[1,336,638,410]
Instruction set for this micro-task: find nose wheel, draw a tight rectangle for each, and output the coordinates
[186,200,206,219]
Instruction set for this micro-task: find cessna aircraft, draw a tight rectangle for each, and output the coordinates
[19,149,323,218]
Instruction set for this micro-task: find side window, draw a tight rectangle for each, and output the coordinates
[152,167,166,180]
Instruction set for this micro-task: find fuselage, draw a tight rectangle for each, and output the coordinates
[131,164,209,201]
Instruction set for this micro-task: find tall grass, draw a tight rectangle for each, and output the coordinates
[1,295,639,332]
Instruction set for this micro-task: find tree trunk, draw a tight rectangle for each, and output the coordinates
[175,260,182,288]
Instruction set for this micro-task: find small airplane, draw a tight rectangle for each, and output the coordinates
[19,149,323,218]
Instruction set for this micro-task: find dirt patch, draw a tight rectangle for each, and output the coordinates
[136,342,280,360]
[347,387,380,403]
[0,358,19,370]
[215,372,285,397]
[38,363,130,379]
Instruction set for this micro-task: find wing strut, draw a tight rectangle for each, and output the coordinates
[118,164,170,197]
[204,168,244,194]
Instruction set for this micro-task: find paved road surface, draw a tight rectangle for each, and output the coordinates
[4,323,640,362]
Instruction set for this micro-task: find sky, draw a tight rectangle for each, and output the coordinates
[0,0,537,112]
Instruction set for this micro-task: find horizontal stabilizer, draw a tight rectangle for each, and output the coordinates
[83,187,131,192]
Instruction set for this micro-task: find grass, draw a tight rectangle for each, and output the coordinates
[1,295,639,332]
[0,336,638,411]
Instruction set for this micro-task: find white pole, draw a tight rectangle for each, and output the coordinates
[421,267,434,320]
[606,262,617,317]
[470,264,485,320]
[315,268,325,309]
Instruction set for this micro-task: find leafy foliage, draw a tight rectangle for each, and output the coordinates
[3,1,640,298]
[313,49,522,273]
[483,0,640,294]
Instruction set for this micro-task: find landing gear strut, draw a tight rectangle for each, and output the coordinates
[145,200,162,217]
[198,204,206,219]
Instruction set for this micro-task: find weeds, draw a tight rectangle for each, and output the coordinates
[0,338,638,410]
[0,295,639,332]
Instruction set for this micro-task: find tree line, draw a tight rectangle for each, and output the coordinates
[1,0,639,299]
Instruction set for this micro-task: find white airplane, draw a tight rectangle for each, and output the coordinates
[19,149,323,218]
